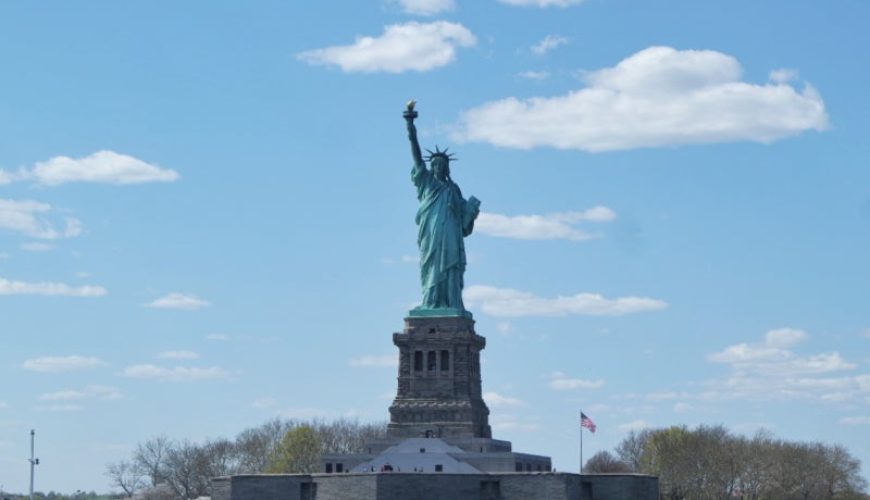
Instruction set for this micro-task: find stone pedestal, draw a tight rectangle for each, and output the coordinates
[387,316,491,440]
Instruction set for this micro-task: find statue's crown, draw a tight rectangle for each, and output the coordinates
[425,145,458,163]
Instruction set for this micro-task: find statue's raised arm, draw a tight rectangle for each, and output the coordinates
[403,100,425,168]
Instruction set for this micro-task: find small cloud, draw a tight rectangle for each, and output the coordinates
[860,329,870,339]
[121,364,229,382]
[531,35,568,55]
[673,402,693,413]
[382,255,419,265]
[764,328,807,348]
[0,401,8,409]
[618,419,651,432]
[0,277,107,297]
[0,252,9,260]
[206,333,230,341]
[517,70,551,81]
[839,416,870,425]
[144,292,211,310]
[350,355,398,368]
[547,372,605,390]
[490,414,541,432]
[475,206,616,241]
[484,391,525,408]
[499,0,584,6]
[708,328,854,376]
[394,0,455,16]
[252,397,278,409]
[22,355,106,373]
[40,404,83,412]
[21,242,54,252]
[496,321,512,334]
[769,68,798,84]
[38,390,86,401]
[464,285,667,317]
[21,151,178,186]
[298,21,476,73]
[157,350,200,360]
[279,407,337,420]
[38,385,121,401]
[0,198,83,240]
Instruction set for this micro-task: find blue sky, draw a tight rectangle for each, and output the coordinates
[1,0,869,493]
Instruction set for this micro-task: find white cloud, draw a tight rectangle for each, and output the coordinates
[157,350,200,360]
[496,321,512,334]
[490,414,541,432]
[0,277,106,297]
[395,0,455,16]
[518,70,550,81]
[0,401,8,409]
[764,327,807,348]
[499,0,584,6]
[206,333,230,341]
[20,242,54,252]
[455,46,827,152]
[475,206,616,241]
[144,292,211,310]
[298,21,476,73]
[0,199,82,240]
[349,355,398,368]
[464,285,667,317]
[252,397,277,409]
[702,330,868,402]
[531,35,569,55]
[769,68,798,84]
[279,407,337,420]
[618,419,652,432]
[22,151,178,185]
[547,372,605,390]
[839,416,870,425]
[484,391,525,408]
[382,254,419,265]
[673,402,693,413]
[41,404,83,412]
[22,355,106,373]
[38,390,86,401]
[708,328,854,377]
[38,385,122,401]
[121,364,229,382]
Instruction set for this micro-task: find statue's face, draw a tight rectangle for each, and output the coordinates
[432,158,449,180]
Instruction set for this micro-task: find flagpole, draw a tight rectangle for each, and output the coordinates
[580,413,584,474]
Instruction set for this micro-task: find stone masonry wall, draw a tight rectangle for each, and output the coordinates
[212,472,658,500]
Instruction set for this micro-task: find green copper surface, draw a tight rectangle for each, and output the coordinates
[404,101,480,317]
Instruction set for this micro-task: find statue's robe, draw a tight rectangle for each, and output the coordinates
[412,162,476,311]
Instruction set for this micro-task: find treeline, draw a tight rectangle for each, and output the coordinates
[585,424,868,500]
[105,418,386,499]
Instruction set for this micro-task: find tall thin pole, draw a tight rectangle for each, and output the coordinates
[29,429,36,500]
[580,419,584,474]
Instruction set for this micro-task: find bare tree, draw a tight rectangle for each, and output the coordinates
[164,439,210,500]
[105,459,145,497]
[134,435,173,487]
[615,428,653,472]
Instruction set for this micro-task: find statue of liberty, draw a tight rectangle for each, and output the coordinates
[404,101,480,317]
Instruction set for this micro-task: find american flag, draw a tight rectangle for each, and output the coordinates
[580,412,597,433]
